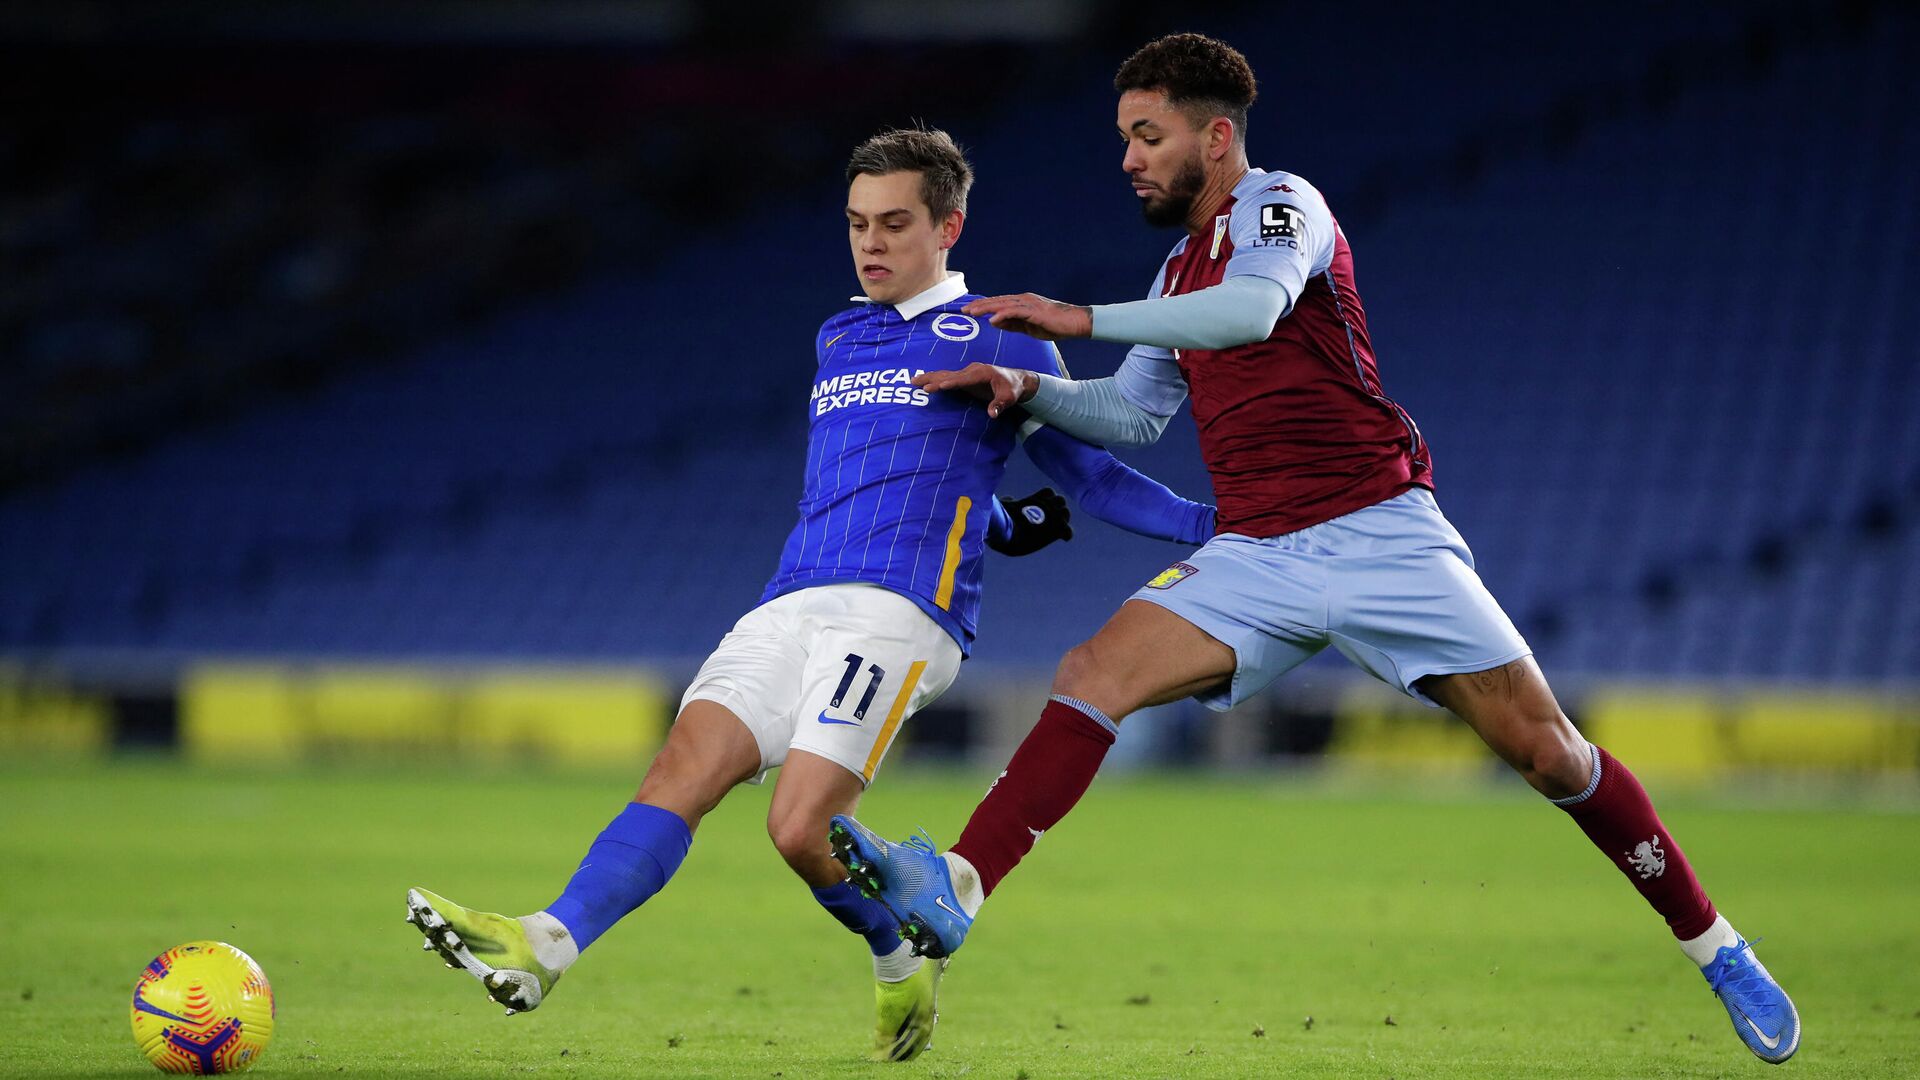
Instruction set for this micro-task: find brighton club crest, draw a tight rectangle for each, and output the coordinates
[1626,836,1667,879]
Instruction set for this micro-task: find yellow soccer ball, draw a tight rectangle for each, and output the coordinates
[130,942,275,1074]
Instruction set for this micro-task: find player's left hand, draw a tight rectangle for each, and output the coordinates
[989,487,1072,556]
[963,293,1092,341]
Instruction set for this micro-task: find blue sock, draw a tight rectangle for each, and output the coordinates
[812,879,903,956]
[546,802,691,951]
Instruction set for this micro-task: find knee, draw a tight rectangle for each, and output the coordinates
[1052,640,1112,701]
[1510,720,1592,799]
[766,811,829,870]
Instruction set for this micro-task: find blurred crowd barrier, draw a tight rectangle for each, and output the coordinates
[1323,682,1920,779]
[4,661,1916,782]
[0,661,668,766]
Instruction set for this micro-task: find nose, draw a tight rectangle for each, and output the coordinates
[861,231,884,253]
[1122,144,1146,176]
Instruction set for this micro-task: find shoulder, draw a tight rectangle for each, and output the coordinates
[820,304,868,333]
[996,332,1063,375]
[996,333,1063,375]
[1234,168,1326,206]
[1232,169,1329,214]
[817,305,868,346]
[1227,168,1334,247]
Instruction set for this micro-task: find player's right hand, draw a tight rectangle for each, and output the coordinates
[962,294,1093,342]
[913,363,1039,419]
[989,488,1072,556]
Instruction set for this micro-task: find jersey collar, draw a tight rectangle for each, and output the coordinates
[850,271,968,321]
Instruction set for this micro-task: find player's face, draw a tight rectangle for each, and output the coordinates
[846,171,959,305]
[1117,89,1207,228]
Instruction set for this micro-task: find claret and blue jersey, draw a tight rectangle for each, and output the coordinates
[764,272,1212,652]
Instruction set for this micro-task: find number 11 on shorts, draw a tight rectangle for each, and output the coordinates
[829,653,887,721]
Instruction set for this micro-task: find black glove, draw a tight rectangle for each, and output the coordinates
[988,487,1073,556]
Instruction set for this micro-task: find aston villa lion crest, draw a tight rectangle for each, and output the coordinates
[1626,836,1667,879]
[1146,562,1199,590]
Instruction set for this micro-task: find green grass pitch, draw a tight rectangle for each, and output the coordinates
[3,760,1917,1078]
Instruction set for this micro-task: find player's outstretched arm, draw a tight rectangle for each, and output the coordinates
[914,347,1184,449]
[1086,276,1289,351]
[962,280,1288,352]
[1021,425,1213,545]
[961,293,1092,341]
[913,362,1038,419]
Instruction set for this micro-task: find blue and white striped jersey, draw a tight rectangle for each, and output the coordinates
[762,273,1065,651]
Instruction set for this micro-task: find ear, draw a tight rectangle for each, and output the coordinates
[939,209,966,250]
[1207,117,1237,161]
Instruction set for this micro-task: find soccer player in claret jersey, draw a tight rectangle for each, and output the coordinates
[402,127,1213,1063]
[828,35,1799,1065]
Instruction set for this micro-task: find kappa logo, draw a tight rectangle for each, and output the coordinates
[1260,203,1303,240]
[1626,835,1667,879]
[1145,562,1199,590]
[931,313,979,342]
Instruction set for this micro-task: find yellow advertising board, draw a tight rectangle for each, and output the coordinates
[1585,686,1920,777]
[181,663,671,766]
[0,663,111,754]
[1325,680,1919,777]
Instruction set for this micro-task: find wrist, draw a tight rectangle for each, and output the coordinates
[1018,370,1039,403]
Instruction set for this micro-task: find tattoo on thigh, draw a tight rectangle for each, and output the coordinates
[1472,661,1528,702]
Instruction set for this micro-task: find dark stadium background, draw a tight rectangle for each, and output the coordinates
[3,0,1916,780]
[6,4,1920,1078]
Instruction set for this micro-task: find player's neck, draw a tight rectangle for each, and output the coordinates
[1184,161,1251,237]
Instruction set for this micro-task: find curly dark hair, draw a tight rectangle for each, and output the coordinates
[1114,33,1259,143]
[845,126,973,221]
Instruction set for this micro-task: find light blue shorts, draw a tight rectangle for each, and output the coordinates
[1130,488,1531,710]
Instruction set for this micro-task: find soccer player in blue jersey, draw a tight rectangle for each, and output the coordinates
[403,127,1213,1061]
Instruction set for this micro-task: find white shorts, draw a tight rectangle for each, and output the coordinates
[1131,488,1532,710]
[680,584,964,785]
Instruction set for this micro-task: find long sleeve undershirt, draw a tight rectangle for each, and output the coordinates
[1021,276,1291,447]
[1088,275,1291,351]
[1022,374,1171,448]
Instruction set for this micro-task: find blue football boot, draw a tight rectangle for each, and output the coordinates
[828,815,972,959]
[1703,937,1800,1063]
